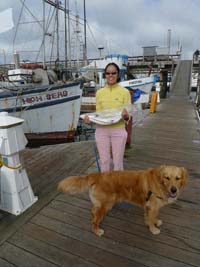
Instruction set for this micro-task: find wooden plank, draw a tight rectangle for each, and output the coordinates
[24,141,96,194]
[31,212,198,267]
[0,257,16,267]
[10,223,145,267]
[8,231,100,267]
[0,242,58,267]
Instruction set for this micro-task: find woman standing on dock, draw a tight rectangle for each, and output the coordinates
[84,62,131,172]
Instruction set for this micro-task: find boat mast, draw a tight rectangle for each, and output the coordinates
[74,1,81,68]
[43,0,46,68]
[46,0,69,68]
[64,0,67,68]
[45,0,63,65]
[83,0,87,65]
[56,0,60,64]
[67,0,71,68]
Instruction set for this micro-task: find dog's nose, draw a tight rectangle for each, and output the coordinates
[170,186,177,194]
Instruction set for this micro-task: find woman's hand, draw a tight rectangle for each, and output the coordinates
[121,108,130,121]
[83,115,90,124]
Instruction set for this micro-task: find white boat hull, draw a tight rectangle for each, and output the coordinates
[120,75,156,94]
[0,81,82,146]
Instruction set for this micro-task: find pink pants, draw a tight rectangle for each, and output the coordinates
[95,127,127,172]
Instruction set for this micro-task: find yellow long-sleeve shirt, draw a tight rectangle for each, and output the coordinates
[96,83,131,128]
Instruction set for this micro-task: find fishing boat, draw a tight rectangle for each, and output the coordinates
[0,65,82,146]
[0,1,83,146]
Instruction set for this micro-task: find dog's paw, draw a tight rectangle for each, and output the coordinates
[150,226,161,235]
[156,220,163,227]
[94,228,104,237]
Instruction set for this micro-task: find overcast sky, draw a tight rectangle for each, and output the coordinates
[0,0,199,64]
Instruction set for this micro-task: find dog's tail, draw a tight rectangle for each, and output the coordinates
[57,174,91,194]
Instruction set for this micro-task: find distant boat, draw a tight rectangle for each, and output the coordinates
[120,75,158,93]
[80,54,158,110]
[119,75,158,104]
[80,54,128,88]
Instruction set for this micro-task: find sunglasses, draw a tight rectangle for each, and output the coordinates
[105,72,117,75]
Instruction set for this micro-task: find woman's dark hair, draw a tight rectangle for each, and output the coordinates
[104,62,121,82]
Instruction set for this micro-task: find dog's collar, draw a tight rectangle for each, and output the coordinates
[146,190,152,201]
[146,190,164,202]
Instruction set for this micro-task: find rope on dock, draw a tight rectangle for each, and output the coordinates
[93,144,101,172]
[0,155,22,170]
[196,109,200,121]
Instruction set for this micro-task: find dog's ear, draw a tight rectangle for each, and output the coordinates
[180,167,188,187]
[156,165,166,182]
[157,165,166,176]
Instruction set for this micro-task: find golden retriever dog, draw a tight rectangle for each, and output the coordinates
[57,165,188,236]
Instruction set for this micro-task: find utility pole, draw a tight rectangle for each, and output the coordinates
[197,59,200,106]
[167,29,171,60]
[0,49,6,65]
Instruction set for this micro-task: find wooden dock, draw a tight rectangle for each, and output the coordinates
[0,62,199,266]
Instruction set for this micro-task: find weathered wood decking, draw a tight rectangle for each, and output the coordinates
[0,65,199,266]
